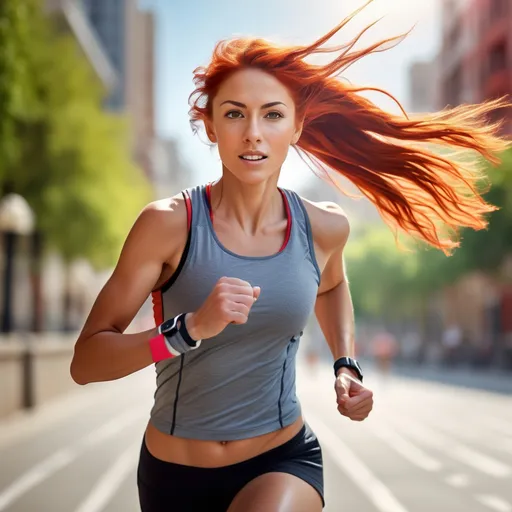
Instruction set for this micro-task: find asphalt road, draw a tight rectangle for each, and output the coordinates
[0,359,511,512]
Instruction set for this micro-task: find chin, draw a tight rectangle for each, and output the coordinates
[225,161,281,185]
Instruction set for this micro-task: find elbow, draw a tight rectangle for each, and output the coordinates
[70,345,90,386]
[70,360,88,386]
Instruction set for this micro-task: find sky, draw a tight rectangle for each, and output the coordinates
[149,0,443,190]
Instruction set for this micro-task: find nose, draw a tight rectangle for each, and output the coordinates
[243,116,262,144]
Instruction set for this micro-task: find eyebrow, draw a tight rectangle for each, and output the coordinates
[220,100,287,109]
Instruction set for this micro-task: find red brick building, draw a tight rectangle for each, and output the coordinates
[438,0,512,132]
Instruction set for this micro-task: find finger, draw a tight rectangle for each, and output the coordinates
[345,393,373,411]
[335,387,350,405]
[221,284,255,297]
[228,301,250,316]
[349,414,368,422]
[228,310,249,325]
[219,277,252,288]
[338,404,369,421]
[253,286,261,301]
[345,400,373,415]
[229,295,256,309]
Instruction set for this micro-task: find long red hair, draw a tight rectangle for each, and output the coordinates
[189,2,510,253]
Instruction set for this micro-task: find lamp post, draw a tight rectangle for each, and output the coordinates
[0,194,35,334]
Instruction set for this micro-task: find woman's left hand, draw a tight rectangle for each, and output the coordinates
[334,369,374,421]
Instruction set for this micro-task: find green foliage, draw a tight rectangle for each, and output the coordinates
[0,0,151,268]
[346,147,512,320]
[0,0,41,177]
[345,227,421,320]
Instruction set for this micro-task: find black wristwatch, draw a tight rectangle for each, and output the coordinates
[159,313,201,348]
[333,357,363,382]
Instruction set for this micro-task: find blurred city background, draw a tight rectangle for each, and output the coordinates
[0,0,511,511]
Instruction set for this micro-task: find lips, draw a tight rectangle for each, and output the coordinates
[239,151,268,162]
[239,155,268,161]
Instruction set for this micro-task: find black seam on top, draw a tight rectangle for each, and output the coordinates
[160,190,193,293]
[294,192,322,285]
[170,354,185,435]
[278,356,288,429]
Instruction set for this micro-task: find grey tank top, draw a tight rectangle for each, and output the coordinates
[149,184,321,441]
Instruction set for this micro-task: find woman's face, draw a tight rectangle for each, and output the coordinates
[206,68,302,184]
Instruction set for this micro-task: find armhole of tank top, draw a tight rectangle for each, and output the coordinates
[294,193,322,284]
[278,188,292,253]
[156,190,193,294]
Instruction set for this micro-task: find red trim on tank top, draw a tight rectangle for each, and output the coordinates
[205,182,292,253]
[151,289,164,326]
[184,191,192,231]
[152,190,192,295]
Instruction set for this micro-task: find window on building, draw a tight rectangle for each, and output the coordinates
[490,0,508,21]
[489,41,507,74]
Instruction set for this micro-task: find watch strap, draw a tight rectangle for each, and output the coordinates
[333,356,363,381]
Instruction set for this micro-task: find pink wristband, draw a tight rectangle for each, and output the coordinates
[149,333,173,363]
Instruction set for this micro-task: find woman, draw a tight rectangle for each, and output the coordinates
[70,4,509,511]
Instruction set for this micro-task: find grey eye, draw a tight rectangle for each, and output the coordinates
[266,111,284,119]
[226,111,243,119]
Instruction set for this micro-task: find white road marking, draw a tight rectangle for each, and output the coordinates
[308,416,410,512]
[74,442,140,512]
[451,445,511,478]
[0,409,145,511]
[388,417,511,478]
[0,449,76,510]
[481,419,512,438]
[363,422,442,472]
[475,494,512,512]
[444,473,470,488]
[0,369,154,451]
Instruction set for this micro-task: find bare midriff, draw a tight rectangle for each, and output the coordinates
[144,415,304,467]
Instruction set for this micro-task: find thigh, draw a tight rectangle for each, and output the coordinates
[227,472,323,512]
[137,438,236,512]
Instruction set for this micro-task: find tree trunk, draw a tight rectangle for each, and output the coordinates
[62,262,73,332]
[30,230,44,332]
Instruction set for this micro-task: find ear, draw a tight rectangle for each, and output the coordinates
[204,119,217,143]
[291,118,304,145]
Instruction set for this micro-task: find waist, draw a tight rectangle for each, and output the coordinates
[144,415,305,467]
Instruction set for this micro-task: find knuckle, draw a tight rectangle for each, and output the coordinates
[216,283,229,294]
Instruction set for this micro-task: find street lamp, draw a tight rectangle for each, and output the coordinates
[0,194,35,333]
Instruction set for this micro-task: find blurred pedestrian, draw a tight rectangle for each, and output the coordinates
[69,3,508,511]
[372,331,398,389]
[442,323,462,366]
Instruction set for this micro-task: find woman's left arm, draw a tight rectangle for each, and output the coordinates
[308,200,374,422]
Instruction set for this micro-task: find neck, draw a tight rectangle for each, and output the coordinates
[209,171,284,235]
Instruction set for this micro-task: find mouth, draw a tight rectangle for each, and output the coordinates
[238,154,268,162]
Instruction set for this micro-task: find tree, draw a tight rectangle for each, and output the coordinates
[0,0,152,330]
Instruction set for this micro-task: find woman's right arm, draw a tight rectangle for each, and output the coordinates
[70,197,187,385]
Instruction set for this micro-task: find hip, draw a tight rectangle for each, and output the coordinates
[138,420,324,511]
[144,414,305,467]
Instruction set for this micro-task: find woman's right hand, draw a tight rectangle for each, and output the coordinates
[185,277,261,340]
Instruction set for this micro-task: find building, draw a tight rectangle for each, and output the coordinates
[151,138,195,199]
[44,0,117,92]
[435,0,512,368]
[79,0,126,109]
[80,0,156,178]
[437,0,511,131]
[126,6,156,179]
[408,60,438,113]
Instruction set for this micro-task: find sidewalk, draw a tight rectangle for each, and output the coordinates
[389,360,512,395]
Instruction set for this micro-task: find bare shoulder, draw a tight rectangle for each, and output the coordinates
[119,192,188,266]
[138,192,187,230]
[300,197,350,253]
[130,192,188,242]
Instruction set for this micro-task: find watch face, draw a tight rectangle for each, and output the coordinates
[160,317,177,335]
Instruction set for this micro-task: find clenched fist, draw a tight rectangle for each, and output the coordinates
[185,277,261,340]
[335,370,374,422]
